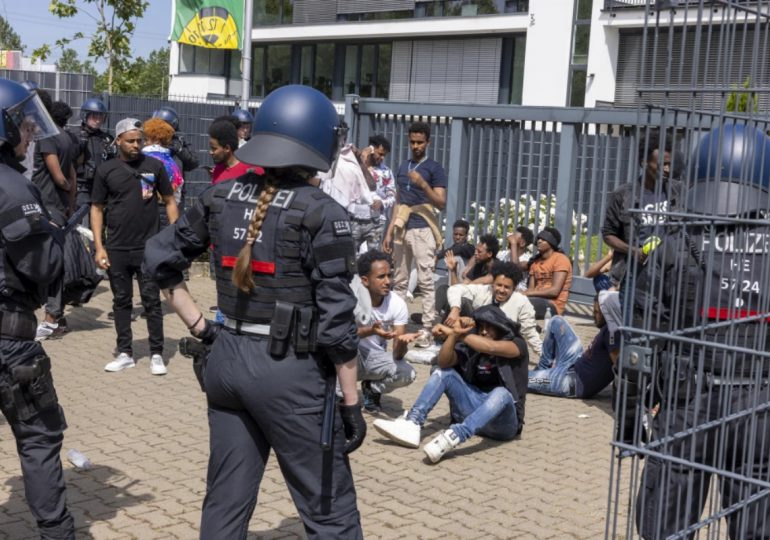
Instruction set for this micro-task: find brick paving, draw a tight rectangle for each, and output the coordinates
[0,274,625,539]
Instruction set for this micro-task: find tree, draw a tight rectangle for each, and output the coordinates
[32,0,148,94]
[0,15,24,51]
[56,48,97,75]
[726,77,759,113]
[95,47,170,97]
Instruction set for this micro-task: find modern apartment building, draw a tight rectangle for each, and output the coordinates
[168,1,769,109]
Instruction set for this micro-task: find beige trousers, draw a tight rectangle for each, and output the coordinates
[393,227,437,329]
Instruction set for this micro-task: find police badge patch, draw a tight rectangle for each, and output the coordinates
[332,221,352,236]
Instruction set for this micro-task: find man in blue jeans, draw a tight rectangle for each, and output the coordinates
[373,305,528,463]
[527,296,618,398]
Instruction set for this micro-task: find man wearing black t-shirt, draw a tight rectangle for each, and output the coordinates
[33,101,78,341]
[91,118,178,375]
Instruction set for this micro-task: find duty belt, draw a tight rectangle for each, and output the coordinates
[223,316,270,336]
[0,311,37,341]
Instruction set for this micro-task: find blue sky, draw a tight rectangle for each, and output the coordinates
[2,0,172,68]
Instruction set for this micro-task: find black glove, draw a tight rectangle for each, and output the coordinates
[192,319,222,345]
[340,403,367,454]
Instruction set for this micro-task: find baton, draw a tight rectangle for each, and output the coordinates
[320,375,337,451]
[62,204,90,235]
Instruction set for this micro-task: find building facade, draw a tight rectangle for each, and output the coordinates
[167,0,769,109]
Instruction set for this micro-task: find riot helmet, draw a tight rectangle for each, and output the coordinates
[232,107,254,125]
[688,122,770,216]
[0,78,58,149]
[20,80,39,92]
[152,106,179,131]
[80,97,108,125]
[235,85,345,172]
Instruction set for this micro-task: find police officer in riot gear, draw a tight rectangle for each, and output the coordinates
[144,85,366,539]
[76,97,115,208]
[232,107,254,145]
[151,106,199,173]
[626,123,770,538]
[0,78,75,538]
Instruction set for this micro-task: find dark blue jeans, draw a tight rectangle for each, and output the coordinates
[527,316,583,397]
[407,368,519,443]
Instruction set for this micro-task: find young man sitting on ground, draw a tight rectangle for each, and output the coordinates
[447,233,499,285]
[444,261,542,357]
[355,250,418,413]
[373,304,528,463]
[527,295,618,398]
[524,226,573,317]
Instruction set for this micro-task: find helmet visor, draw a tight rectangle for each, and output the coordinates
[8,93,59,142]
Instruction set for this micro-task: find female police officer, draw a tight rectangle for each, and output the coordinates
[144,85,366,539]
[0,78,75,537]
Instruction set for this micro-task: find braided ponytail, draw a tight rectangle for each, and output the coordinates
[232,178,278,292]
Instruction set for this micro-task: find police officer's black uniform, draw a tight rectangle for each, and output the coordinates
[144,85,364,539]
[76,98,115,208]
[624,125,770,539]
[0,79,75,539]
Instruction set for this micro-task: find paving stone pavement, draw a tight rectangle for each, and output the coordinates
[0,275,628,539]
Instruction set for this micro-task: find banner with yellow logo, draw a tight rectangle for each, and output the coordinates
[172,0,244,50]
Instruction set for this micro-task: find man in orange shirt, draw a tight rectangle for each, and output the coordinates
[523,227,573,317]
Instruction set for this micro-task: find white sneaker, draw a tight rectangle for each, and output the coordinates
[150,354,167,376]
[104,353,135,372]
[413,328,434,349]
[35,321,58,341]
[373,416,421,448]
[423,428,461,463]
[405,344,441,365]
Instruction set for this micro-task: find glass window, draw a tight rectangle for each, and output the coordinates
[180,44,195,73]
[360,45,375,97]
[344,45,358,95]
[511,35,526,104]
[253,0,282,25]
[300,45,313,86]
[576,0,592,21]
[505,0,528,12]
[376,43,391,99]
[266,44,292,95]
[314,43,334,98]
[569,69,587,107]
[230,49,242,80]
[178,45,227,76]
[252,46,265,96]
[572,24,590,64]
[283,0,294,22]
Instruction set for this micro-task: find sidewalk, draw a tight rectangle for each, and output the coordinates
[0,277,621,539]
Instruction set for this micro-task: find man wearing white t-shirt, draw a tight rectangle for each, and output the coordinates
[356,250,419,413]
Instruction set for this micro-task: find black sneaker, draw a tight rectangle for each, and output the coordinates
[362,381,382,414]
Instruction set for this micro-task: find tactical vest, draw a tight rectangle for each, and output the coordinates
[207,174,338,323]
[0,164,53,310]
[77,127,115,186]
[635,223,770,377]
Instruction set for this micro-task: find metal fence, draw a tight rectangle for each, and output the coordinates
[0,68,94,109]
[606,1,770,538]
[345,98,693,304]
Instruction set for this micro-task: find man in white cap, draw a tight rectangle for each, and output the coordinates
[90,118,178,375]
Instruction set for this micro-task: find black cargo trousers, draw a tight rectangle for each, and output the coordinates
[636,379,770,540]
[0,337,75,539]
[200,328,363,540]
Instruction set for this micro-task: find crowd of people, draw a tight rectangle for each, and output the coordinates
[3,79,684,538]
